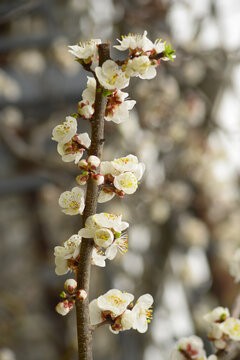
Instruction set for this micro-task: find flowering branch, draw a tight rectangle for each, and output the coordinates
[75,42,110,360]
[52,31,175,360]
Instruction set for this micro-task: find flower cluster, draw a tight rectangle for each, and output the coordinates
[170,335,217,360]
[52,116,91,163]
[89,289,153,334]
[203,306,240,349]
[55,279,87,316]
[79,213,129,264]
[98,154,145,203]
[77,76,136,123]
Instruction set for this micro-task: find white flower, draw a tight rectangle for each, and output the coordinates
[229,248,240,282]
[94,228,114,248]
[55,301,71,316]
[54,234,81,275]
[82,77,96,104]
[220,317,240,341]
[95,60,130,90]
[98,189,116,203]
[57,132,91,164]
[59,187,85,215]
[132,294,153,333]
[89,299,104,325]
[111,154,141,174]
[97,289,134,317]
[114,31,153,52]
[64,279,77,293]
[171,335,206,360]
[91,248,107,267]
[105,90,136,124]
[152,39,165,54]
[105,233,128,260]
[114,172,138,194]
[52,116,77,144]
[208,356,218,360]
[93,213,129,233]
[204,307,230,324]
[121,309,135,330]
[124,56,157,80]
[68,39,101,62]
[78,77,96,118]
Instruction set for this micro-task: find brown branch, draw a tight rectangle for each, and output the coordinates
[75,42,110,360]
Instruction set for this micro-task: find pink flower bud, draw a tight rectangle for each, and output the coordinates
[64,279,77,294]
[78,159,88,170]
[91,173,104,185]
[76,174,89,185]
[55,300,71,316]
[87,155,101,170]
[76,289,87,300]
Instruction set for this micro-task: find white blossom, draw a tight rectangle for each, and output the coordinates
[105,233,128,260]
[97,289,134,317]
[229,248,240,282]
[98,189,116,203]
[95,60,129,90]
[203,307,230,324]
[91,248,107,267]
[132,294,153,333]
[78,77,96,118]
[59,187,85,215]
[68,39,101,63]
[93,213,129,233]
[54,234,81,275]
[113,171,138,194]
[94,228,114,248]
[171,335,206,360]
[52,116,77,144]
[105,90,136,124]
[114,31,153,52]
[220,317,240,341]
[57,132,91,163]
[124,56,157,80]
[152,39,165,54]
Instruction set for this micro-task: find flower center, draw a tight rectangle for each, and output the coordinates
[108,295,126,306]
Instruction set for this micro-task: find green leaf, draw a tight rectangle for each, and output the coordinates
[71,113,79,118]
[60,291,67,298]
[114,232,121,238]
[82,171,88,176]
[102,88,113,97]
[163,43,176,62]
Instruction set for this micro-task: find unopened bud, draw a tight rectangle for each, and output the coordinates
[55,300,71,316]
[87,155,101,170]
[92,173,104,185]
[64,279,77,294]
[76,289,87,300]
[78,159,88,170]
[76,174,89,185]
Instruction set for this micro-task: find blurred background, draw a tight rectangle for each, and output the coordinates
[0,0,240,359]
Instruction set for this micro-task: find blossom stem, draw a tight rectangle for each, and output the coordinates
[75,42,110,360]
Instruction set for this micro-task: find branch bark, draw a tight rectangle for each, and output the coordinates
[75,42,110,360]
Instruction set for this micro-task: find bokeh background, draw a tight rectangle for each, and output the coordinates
[0,0,240,359]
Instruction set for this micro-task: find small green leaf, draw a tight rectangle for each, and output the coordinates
[114,232,121,238]
[102,89,113,97]
[71,113,79,118]
[82,171,88,176]
[60,291,67,299]
[163,43,176,62]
